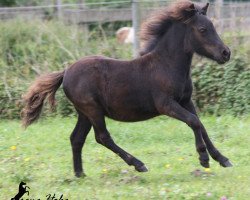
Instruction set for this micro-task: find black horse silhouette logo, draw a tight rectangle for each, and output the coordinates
[11,181,30,200]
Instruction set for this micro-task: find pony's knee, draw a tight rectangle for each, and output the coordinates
[187,115,201,130]
[95,135,102,144]
[95,132,113,145]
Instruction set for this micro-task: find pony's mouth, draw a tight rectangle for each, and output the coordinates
[217,59,227,64]
[213,53,230,64]
[216,56,230,64]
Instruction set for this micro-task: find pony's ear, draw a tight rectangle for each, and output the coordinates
[183,3,196,18]
[202,3,209,15]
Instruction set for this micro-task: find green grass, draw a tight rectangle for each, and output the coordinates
[0,115,250,199]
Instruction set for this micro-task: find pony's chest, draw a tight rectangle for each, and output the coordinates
[157,74,192,102]
[177,78,193,102]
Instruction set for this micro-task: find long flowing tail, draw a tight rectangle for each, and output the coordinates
[21,70,65,128]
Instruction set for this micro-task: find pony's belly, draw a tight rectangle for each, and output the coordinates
[106,112,159,122]
[104,106,159,122]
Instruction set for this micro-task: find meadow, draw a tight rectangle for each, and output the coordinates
[0,115,249,199]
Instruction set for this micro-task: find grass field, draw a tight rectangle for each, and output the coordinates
[0,115,249,200]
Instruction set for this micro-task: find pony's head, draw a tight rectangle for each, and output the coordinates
[183,3,230,64]
[140,1,230,64]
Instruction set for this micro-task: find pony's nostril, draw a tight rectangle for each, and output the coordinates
[221,48,230,60]
[222,50,228,57]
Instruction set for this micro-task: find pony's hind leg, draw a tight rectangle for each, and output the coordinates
[88,111,148,172]
[70,112,92,177]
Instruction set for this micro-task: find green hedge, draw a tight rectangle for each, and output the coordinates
[193,56,250,116]
[0,19,249,119]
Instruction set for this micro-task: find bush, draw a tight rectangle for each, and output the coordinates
[192,56,250,116]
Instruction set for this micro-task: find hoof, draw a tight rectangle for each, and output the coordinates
[200,161,210,168]
[75,171,86,178]
[220,160,233,167]
[135,165,148,172]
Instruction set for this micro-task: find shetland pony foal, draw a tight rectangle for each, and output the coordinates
[22,1,232,177]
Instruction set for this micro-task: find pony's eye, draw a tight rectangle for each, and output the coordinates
[199,27,207,33]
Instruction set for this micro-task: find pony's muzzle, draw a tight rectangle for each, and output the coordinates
[221,46,231,62]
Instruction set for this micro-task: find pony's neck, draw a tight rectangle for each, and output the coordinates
[153,22,193,67]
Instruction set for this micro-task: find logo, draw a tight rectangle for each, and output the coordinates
[11,181,30,200]
[11,181,68,200]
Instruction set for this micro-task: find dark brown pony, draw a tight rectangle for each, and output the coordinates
[22,1,232,177]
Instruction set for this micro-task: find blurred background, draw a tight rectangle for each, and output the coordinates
[0,0,249,119]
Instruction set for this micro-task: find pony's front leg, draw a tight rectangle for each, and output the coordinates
[156,99,210,168]
[182,100,232,167]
